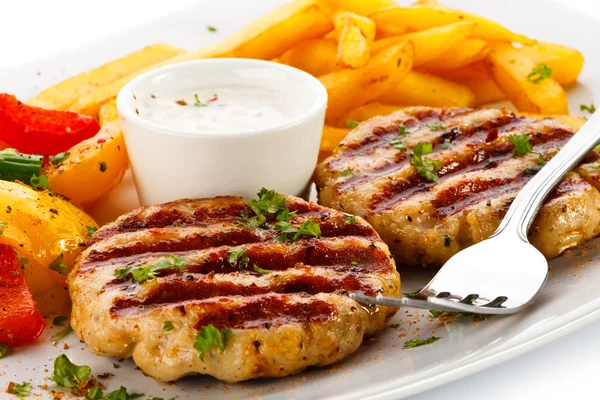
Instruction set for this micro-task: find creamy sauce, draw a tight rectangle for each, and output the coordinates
[134,85,299,133]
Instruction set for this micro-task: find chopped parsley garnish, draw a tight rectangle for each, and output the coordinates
[49,354,92,388]
[194,325,234,360]
[50,152,70,166]
[7,381,32,397]
[163,321,174,331]
[99,161,107,172]
[524,165,542,176]
[227,247,249,270]
[53,316,68,325]
[443,235,451,247]
[526,63,552,83]
[114,255,187,283]
[389,323,401,329]
[252,264,272,275]
[86,386,143,400]
[49,254,68,275]
[343,212,357,225]
[85,387,104,400]
[508,133,533,156]
[86,225,98,236]
[410,142,442,182]
[580,103,596,114]
[428,122,446,131]
[51,325,73,341]
[430,309,491,322]
[30,173,50,191]
[207,25,218,32]
[345,119,360,128]
[591,163,600,170]
[0,220,7,235]
[242,188,288,228]
[390,124,414,151]
[403,290,422,299]
[274,217,321,242]
[402,335,441,349]
[537,155,547,166]
[0,343,8,359]
[194,94,207,107]
[390,138,407,152]
[340,169,354,177]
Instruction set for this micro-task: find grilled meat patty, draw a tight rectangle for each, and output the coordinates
[315,107,600,266]
[69,195,400,383]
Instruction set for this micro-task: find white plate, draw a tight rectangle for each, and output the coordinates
[1,0,599,399]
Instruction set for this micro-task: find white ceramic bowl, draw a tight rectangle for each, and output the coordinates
[116,59,327,206]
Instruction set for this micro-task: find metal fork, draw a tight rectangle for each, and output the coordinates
[351,112,600,314]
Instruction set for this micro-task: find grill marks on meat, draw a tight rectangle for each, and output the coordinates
[316,107,600,266]
[69,196,400,382]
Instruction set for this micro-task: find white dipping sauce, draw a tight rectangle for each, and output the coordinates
[133,85,299,133]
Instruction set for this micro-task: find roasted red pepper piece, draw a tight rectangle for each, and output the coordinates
[0,244,46,346]
[0,94,100,155]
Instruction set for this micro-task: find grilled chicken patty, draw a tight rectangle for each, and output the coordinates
[69,195,400,383]
[315,107,600,266]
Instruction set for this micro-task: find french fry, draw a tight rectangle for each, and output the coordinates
[279,38,340,76]
[371,22,475,67]
[317,0,397,16]
[319,41,415,125]
[27,44,184,110]
[519,43,584,86]
[371,5,536,44]
[333,11,376,68]
[342,102,403,123]
[420,39,489,70]
[378,70,475,108]
[70,0,333,116]
[486,43,568,114]
[321,125,351,152]
[432,62,506,105]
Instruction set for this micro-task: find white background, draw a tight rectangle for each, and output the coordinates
[1,1,599,399]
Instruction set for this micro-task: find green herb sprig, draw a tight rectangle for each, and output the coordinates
[410,142,442,182]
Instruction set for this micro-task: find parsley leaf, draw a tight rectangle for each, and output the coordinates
[295,218,321,240]
[443,235,451,247]
[163,321,174,331]
[524,165,542,176]
[247,188,287,225]
[52,325,73,341]
[389,323,401,329]
[402,335,441,349]
[345,119,360,128]
[194,325,234,360]
[0,343,8,359]
[114,255,187,283]
[390,138,407,151]
[49,354,91,388]
[0,220,7,235]
[30,173,50,191]
[580,103,596,114]
[104,387,143,400]
[49,254,68,275]
[50,152,70,166]
[508,133,533,156]
[207,25,218,32]
[252,264,272,275]
[85,387,104,400]
[390,124,414,151]
[99,161,107,173]
[410,142,442,182]
[194,94,207,107]
[8,381,32,397]
[429,122,446,131]
[343,212,357,225]
[86,225,98,236]
[403,290,423,299]
[340,169,354,177]
[53,316,68,325]
[227,247,249,270]
[526,63,552,83]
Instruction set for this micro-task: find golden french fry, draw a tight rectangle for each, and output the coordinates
[70,0,333,116]
[317,0,397,16]
[371,22,475,67]
[432,61,506,105]
[378,70,475,107]
[27,44,184,111]
[486,43,568,114]
[279,38,341,76]
[333,11,376,68]
[517,112,586,131]
[421,39,489,70]
[519,43,584,86]
[319,41,415,125]
[321,125,351,152]
[371,5,535,44]
[342,102,403,123]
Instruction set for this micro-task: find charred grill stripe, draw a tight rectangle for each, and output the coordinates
[370,123,574,213]
[109,270,381,315]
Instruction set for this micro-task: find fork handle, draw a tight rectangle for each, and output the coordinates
[493,112,600,241]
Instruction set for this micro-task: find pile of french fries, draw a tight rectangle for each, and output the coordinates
[27,0,584,159]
